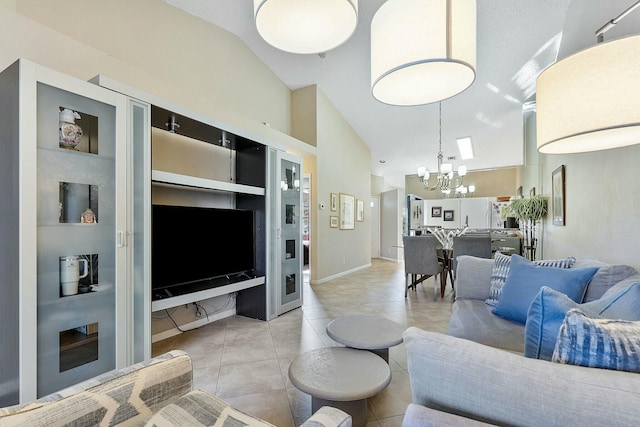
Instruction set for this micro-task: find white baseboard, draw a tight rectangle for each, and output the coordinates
[311,263,372,285]
[151,308,236,343]
[380,256,402,263]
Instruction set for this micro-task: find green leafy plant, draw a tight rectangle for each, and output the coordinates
[507,195,547,223]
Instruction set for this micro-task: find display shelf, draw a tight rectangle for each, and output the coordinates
[151,275,265,312]
[151,170,265,196]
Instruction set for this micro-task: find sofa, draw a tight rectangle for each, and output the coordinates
[401,254,640,427]
[0,350,351,427]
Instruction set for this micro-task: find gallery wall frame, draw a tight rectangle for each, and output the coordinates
[339,193,355,230]
[432,206,442,217]
[330,216,339,228]
[552,165,566,226]
[443,210,454,221]
[330,193,337,211]
[356,199,364,222]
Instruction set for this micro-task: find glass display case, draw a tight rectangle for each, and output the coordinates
[0,59,150,404]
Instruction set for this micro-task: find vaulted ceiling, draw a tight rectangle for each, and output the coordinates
[163,0,638,188]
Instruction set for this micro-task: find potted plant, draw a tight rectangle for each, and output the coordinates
[507,194,547,260]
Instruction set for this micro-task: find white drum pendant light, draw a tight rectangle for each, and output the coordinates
[537,35,640,154]
[254,0,358,54]
[371,0,476,106]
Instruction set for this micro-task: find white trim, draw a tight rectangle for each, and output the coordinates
[310,263,372,285]
[380,257,402,263]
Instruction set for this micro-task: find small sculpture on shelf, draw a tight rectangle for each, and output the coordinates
[80,208,96,224]
[59,108,83,149]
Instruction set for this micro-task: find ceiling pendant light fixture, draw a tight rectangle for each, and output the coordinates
[371,0,476,106]
[254,0,358,54]
[417,102,469,194]
[537,1,640,154]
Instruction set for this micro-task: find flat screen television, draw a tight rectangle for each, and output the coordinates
[151,204,255,298]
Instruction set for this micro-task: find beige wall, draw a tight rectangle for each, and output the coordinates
[13,0,290,133]
[405,167,520,200]
[292,86,372,283]
[537,144,640,270]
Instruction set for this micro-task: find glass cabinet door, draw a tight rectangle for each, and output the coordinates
[35,80,125,397]
[277,152,303,315]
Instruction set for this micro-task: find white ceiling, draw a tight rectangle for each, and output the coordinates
[161,0,638,188]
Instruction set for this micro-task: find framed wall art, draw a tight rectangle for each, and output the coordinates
[339,193,355,230]
[356,199,364,222]
[330,193,338,211]
[431,206,442,217]
[443,210,454,221]
[330,216,339,228]
[552,165,565,226]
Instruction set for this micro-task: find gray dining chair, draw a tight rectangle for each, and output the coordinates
[402,235,444,300]
[452,234,492,275]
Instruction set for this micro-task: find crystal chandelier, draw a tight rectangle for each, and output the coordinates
[417,102,469,194]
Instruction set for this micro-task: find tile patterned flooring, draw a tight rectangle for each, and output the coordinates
[152,258,453,427]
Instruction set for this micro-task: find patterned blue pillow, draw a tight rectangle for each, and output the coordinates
[553,309,640,373]
[485,252,576,307]
[524,283,640,360]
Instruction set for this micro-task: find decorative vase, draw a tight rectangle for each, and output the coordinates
[59,108,83,149]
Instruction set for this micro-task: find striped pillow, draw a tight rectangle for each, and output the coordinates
[485,252,576,306]
[552,309,640,373]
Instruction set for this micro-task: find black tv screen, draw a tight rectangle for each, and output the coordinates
[151,205,255,292]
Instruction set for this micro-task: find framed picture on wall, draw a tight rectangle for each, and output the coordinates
[432,206,442,217]
[330,193,338,211]
[339,193,355,230]
[443,210,454,221]
[356,199,364,222]
[552,165,566,226]
[330,216,339,228]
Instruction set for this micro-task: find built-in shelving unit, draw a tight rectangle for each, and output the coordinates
[151,170,265,196]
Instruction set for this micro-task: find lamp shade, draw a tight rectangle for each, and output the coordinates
[371,0,476,106]
[537,35,640,154]
[254,0,358,54]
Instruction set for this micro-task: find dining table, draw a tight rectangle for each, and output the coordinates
[427,226,468,297]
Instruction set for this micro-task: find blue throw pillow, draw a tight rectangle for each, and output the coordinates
[553,309,640,373]
[492,255,598,324]
[524,283,640,360]
[485,252,576,307]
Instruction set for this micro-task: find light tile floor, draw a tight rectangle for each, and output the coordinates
[152,258,454,427]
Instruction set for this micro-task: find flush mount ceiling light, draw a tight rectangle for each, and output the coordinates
[537,2,640,154]
[253,0,358,54]
[371,0,476,106]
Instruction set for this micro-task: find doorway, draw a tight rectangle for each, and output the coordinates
[303,174,311,277]
[370,196,380,258]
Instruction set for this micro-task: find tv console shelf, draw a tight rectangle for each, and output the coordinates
[151,275,265,312]
[151,170,265,196]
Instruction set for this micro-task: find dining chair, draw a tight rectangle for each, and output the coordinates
[402,235,444,300]
[452,234,492,275]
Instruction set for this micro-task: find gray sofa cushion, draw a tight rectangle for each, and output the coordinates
[405,327,640,427]
[454,256,494,301]
[403,404,495,427]
[448,299,524,353]
[572,259,638,302]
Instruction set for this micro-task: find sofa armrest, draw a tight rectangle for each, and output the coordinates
[404,327,640,427]
[454,256,493,301]
[0,350,193,426]
[301,406,352,427]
